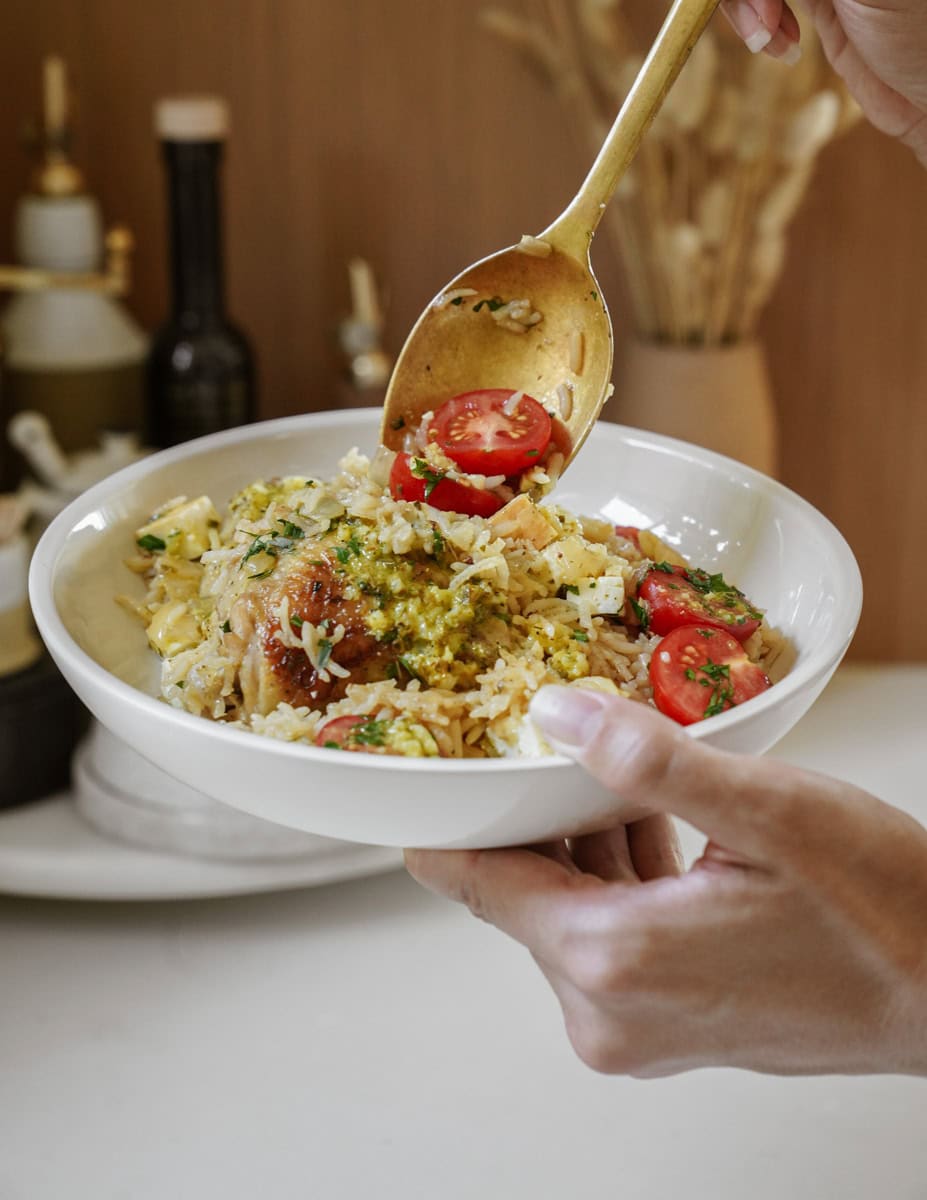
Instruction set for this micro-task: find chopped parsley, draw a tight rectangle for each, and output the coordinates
[698,660,731,683]
[563,584,580,596]
[630,597,650,631]
[449,296,465,306]
[316,638,333,670]
[242,535,272,565]
[473,296,506,313]
[652,561,677,574]
[571,630,589,643]
[136,533,166,552]
[349,718,388,747]
[290,614,304,629]
[431,528,445,556]
[525,449,540,457]
[410,458,446,499]
[221,619,231,633]
[704,686,735,718]
[684,667,696,681]
[398,655,426,683]
[277,519,305,540]
[696,658,735,718]
[324,741,340,750]
[697,629,715,639]
[335,545,351,564]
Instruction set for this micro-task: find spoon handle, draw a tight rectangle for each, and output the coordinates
[542,0,721,258]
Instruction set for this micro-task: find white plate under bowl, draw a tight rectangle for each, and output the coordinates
[30,410,863,849]
[0,795,401,902]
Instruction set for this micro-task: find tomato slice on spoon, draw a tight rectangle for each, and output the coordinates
[636,563,762,642]
[430,389,552,476]
[389,452,504,518]
[649,625,771,726]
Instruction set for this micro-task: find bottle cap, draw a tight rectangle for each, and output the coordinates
[154,96,229,142]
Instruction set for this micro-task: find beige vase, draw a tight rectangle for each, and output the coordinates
[604,338,779,477]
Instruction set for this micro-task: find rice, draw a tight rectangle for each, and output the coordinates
[124,450,784,759]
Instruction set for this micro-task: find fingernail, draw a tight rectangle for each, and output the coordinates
[778,40,802,65]
[727,0,772,53]
[530,686,608,748]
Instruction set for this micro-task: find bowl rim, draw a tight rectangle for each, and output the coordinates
[29,410,863,774]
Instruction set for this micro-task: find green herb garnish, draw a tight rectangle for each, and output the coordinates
[348,718,388,747]
[221,619,231,633]
[652,561,676,574]
[324,741,340,750]
[473,296,506,313]
[277,519,305,540]
[431,529,445,556]
[410,457,446,499]
[630,597,650,632]
[316,638,333,670]
[564,584,580,596]
[290,614,304,629]
[572,630,589,643]
[242,535,273,565]
[703,687,735,719]
[136,534,166,552]
[525,449,540,457]
[398,655,426,683]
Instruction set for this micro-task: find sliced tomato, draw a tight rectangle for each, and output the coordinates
[649,625,771,726]
[636,563,762,642]
[389,452,503,518]
[429,389,551,476]
[315,714,392,754]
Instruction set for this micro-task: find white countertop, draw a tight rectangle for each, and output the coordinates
[2,664,925,1200]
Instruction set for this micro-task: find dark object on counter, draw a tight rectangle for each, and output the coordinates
[147,96,255,448]
[0,651,90,809]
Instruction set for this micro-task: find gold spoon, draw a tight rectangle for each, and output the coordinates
[381,0,721,467]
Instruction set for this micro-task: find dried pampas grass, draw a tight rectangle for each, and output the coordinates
[481,0,861,345]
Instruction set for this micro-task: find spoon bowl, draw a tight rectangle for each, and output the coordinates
[380,239,611,461]
[382,0,721,464]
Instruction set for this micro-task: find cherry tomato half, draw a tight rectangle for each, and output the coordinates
[429,389,552,476]
[389,452,504,518]
[649,625,771,726]
[636,563,762,642]
[315,715,392,754]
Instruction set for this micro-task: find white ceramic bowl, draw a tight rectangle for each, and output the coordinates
[30,410,862,848]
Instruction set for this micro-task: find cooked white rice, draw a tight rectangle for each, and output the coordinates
[122,449,784,759]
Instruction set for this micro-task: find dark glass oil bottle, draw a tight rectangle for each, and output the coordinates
[147,97,256,448]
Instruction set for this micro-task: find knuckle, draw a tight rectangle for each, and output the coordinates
[559,898,655,998]
[564,1017,646,1076]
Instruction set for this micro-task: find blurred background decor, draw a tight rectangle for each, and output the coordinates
[0,0,925,665]
[481,0,861,474]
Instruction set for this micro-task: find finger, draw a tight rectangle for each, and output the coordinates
[529,686,793,859]
[403,846,593,955]
[627,814,685,881]
[569,825,636,882]
[531,840,579,871]
[720,0,790,54]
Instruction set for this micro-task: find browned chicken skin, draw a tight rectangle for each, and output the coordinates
[230,544,387,716]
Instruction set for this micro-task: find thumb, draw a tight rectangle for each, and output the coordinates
[530,686,788,859]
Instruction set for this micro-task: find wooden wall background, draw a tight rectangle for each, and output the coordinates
[1,1,926,660]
